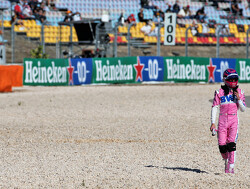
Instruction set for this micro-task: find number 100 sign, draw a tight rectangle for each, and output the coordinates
[164,13,176,46]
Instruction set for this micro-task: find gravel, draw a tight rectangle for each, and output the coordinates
[0,84,249,188]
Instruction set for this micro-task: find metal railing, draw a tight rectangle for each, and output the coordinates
[7,19,250,63]
[58,22,74,58]
[11,20,18,64]
[216,25,223,58]
[185,26,192,57]
[113,22,123,57]
[246,28,250,58]
[157,23,164,56]
[127,22,135,57]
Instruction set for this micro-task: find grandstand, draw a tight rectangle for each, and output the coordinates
[1,0,250,50]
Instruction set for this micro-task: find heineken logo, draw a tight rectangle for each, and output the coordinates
[95,59,133,81]
[67,59,74,85]
[24,60,67,83]
[207,59,216,82]
[134,57,144,82]
[166,59,206,80]
[239,60,250,80]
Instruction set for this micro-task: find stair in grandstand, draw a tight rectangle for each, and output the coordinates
[130,38,151,55]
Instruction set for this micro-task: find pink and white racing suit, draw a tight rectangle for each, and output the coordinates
[211,87,246,165]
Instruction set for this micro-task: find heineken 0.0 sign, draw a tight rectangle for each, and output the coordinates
[23,58,70,86]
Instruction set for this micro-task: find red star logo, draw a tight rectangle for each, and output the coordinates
[207,59,216,82]
[134,57,144,82]
[67,59,74,85]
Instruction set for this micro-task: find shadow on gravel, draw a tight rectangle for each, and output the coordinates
[209,96,250,108]
[145,165,208,174]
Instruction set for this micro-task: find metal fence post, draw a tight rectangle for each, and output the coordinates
[185,26,192,57]
[95,22,102,55]
[113,22,122,57]
[41,22,45,54]
[216,25,222,58]
[56,37,59,59]
[246,28,250,58]
[157,23,164,56]
[1,10,4,41]
[11,20,18,64]
[69,22,73,57]
[127,22,135,56]
[58,24,62,58]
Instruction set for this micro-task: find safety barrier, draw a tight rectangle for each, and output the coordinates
[0,65,23,92]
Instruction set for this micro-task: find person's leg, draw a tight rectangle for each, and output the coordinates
[239,9,243,16]
[227,115,238,173]
[218,115,229,173]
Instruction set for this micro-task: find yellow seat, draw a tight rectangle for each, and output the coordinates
[26,31,32,37]
[118,26,124,33]
[198,24,202,33]
[31,19,36,25]
[224,37,229,43]
[34,31,40,38]
[61,37,69,42]
[14,25,27,33]
[209,28,215,34]
[137,22,144,28]
[193,36,198,43]
[153,36,157,43]
[3,21,11,28]
[139,32,144,38]
[50,37,57,43]
[241,33,246,37]
[72,36,78,42]
[160,36,164,42]
[44,37,51,43]
[148,36,157,43]
[176,37,181,43]
[240,37,245,43]
[130,26,135,33]
[244,24,248,32]
[144,36,149,42]
[176,32,181,38]
[208,37,213,43]
[121,36,127,43]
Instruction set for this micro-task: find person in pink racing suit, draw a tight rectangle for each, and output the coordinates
[210,68,246,174]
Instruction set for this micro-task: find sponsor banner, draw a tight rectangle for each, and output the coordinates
[236,59,250,82]
[210,58,236,83]
[70,58,93,85]
[92,57,139,84]
[138,56,164,82]
[23,58,69,86]
[163,57,209,82]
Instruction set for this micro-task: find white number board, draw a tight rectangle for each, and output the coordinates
[164,13,176,46]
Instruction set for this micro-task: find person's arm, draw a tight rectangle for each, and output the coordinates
[210,90,220,131]
[210,106,218,131]
[211,105,218,125]
[232,4,239,11]
[63,16,68,22]
[234,90,246,112]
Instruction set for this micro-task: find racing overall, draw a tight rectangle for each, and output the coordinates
[211,87,246,166]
